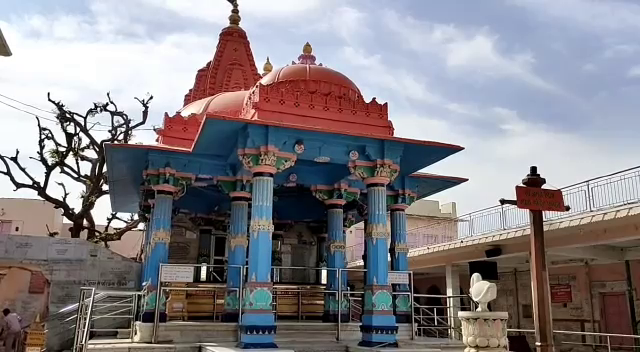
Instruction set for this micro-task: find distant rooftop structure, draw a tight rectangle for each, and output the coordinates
[0,27,12,57]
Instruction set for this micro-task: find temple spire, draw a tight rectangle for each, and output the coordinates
[227,0,241,26]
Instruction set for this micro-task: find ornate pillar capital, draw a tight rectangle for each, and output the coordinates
[311,183,360,204]
[143,167,194,199]
[216,175,252,195]
[387,189,417,210]
[348,160,399,183]
[237,146,297,174]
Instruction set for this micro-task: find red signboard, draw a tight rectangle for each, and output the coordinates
[515,186,566,212]
[550,284,572,303]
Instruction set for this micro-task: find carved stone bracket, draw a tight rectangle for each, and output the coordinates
[311,183,360,203]
[142,167,195,205]
[387,189,417,209]
[217,175,252,195]
[237,146,297,173]
[348,160,400,182]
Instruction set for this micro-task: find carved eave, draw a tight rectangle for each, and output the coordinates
[241,80,393,136]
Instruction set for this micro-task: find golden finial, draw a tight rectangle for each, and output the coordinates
[227,0,241,26]
[302,42,313,55]
[263,57,273,76]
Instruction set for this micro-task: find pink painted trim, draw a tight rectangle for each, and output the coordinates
[311,185,334,191]
[216,176,236,182]
[152,184,179,192]
[158,167,176,174]
[251,165,277,174]
[175,172,195,180]
[230,191,251,199]
[389,204,409,211]
[325,199,347,206]
[364,176,390,185]
[347,187,361,195]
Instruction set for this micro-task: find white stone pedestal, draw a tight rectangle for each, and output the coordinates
[458,311,508,352]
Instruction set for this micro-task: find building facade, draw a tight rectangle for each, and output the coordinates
[104,3,467,349]
[0,198,143,259]
[346,200,458,262]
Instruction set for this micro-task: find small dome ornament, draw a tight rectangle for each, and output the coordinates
[303,42,313,55]
[227,0,241,26]
[293,142,305,154]
[263,57,273,76]
[297,42,317,65]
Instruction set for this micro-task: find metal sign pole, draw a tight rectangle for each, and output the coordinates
[500,166,570,352]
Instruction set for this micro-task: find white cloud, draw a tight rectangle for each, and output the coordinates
[1,0,638,225]
[135,0,329,24]
[604,44,638,58]
[508,0,640,33]
[381,11,561,94]
[627,65,640,78]
[339,44,638,214]
[582,63,597,72]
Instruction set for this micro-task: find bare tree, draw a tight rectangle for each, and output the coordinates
[0,92,153,245]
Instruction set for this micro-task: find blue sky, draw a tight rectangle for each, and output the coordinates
[1,0,639,223]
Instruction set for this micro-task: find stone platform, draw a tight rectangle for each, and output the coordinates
[87,322,463,352]
[133,322,413,344]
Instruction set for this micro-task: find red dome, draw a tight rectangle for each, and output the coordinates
[179,90,248,118]
[260,64,361,95]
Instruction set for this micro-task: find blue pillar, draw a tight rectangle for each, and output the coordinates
[224,191,250,322]
[141,222,152,287]
[141,190,173,323]
[238,166,277,349]
[323,200,349,322]
[360,177,398,348]
[390,205,411,323]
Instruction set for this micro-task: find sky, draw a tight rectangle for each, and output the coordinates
[1,0,639,225]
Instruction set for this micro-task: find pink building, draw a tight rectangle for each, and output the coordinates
[345,199,458,262]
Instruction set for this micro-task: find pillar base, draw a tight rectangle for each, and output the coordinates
[322,312,350,323]
[238,324,278,349]
[357,340,399,348]
[236,342,279,349]
[140,311,167,323]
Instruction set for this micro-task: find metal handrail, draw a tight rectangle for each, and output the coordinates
[72,288,142,352]
[509,328,640,352]
[346,165,640,262]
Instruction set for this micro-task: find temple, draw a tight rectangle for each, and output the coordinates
[105,1,467,349]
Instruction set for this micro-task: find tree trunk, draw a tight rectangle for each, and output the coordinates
[69,221,83,238]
